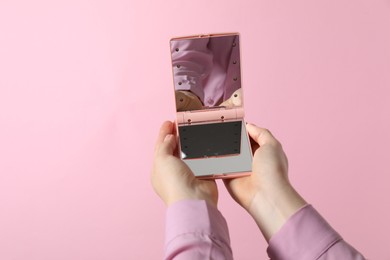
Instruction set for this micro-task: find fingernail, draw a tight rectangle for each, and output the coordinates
[164,134,173,142]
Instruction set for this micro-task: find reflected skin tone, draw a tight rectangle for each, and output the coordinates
[175,88,243,112]
[151,121,306,241]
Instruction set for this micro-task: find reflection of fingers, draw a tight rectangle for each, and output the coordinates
[158,134,176,156]
[246,123,278,146]
[155,121,174,154]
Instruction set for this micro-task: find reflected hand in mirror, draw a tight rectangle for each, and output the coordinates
[219,88,243,107]
[175,90,203,112]
[175,88,243,112]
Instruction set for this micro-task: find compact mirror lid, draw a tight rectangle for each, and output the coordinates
[170,33,243,112]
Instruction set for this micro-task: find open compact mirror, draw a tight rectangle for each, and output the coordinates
[170,33,252,178]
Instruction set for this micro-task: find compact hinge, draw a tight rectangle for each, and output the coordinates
[176,107,244,125]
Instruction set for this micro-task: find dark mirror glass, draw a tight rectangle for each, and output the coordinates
[178,121,242,159]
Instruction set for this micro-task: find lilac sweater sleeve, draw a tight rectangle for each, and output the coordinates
[267,204,366,260]
[165,201,365,260]
[164,200,233,260]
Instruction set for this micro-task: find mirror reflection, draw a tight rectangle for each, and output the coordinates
[170,34,243,112]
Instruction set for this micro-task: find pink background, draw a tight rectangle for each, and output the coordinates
[0,0,389,259]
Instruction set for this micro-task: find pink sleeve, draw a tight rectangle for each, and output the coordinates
[267,204,366,260]
[164,200,233,260]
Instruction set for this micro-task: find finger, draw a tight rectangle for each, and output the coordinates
[249,135,260,153]
[222,178,243,203]
[171,121,177,137]
[246,123,278,146]
[157,134,177,156]
[222,178,232,190]
[154,121,174,154]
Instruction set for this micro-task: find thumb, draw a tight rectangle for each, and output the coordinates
[158,134,176,156]
[246,123,278,146]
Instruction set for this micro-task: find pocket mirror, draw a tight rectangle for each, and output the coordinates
[170,33,252,178]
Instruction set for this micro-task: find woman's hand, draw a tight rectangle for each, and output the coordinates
[151,121,218,207]
[224,123,306,240]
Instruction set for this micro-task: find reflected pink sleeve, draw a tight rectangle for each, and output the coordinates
[171,39,212,102]
[165,200,233,260]
[267,204,366,260]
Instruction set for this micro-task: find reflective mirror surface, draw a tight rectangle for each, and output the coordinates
[170,34,243,112]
